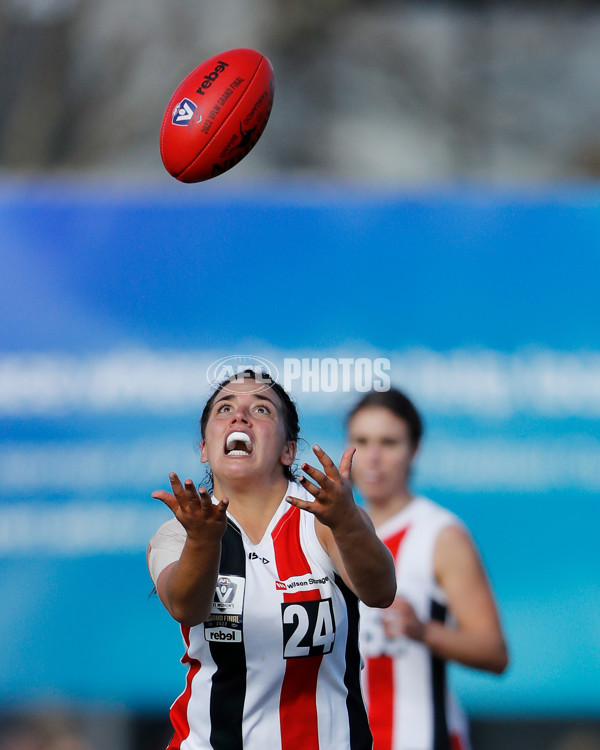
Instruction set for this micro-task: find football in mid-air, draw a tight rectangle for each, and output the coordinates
[159,48,274,183]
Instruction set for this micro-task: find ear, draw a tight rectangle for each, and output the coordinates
[410,442,420,462]
[200,438,208,464]
[280,440,297,467]
[406,443,420,478]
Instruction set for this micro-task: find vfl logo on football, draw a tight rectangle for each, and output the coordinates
[172,98,198,125]
[214,576,237,609]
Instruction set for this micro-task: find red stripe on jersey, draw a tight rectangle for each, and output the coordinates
[272,505,322,750]
[272,504,311,580]
[167,626,201,750]
[365,528,408,750]
[451,733,466,750]
[384,525,410,560]
[279,643,323,748]
[366,654,394,750]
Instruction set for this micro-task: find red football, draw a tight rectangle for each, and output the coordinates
[160,48,275,183]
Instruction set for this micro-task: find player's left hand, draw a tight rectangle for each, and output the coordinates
[382,596,426,642]
[286,445,360,531]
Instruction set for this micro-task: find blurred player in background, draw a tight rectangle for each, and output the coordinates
[346,388,509,750]
[147,370,396,750]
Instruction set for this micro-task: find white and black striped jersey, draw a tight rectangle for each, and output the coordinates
[148,481,372,750]
[360,497,471,750]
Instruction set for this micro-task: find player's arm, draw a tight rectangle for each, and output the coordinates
[319,504,397,608]
[287,445,396,608]
[423,525,508,673]
[150,473,229,627]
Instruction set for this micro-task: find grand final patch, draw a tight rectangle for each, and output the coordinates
[204,574,245,644]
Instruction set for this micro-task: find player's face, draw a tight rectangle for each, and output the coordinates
[347,406,417,505]
[200,380,296,487]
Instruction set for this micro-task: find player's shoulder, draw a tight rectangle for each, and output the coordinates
[411,496,467,539]
[412,495,461,522]
[149,516,187,549]
[147,517,187,587]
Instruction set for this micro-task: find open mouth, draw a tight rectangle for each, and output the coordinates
[225,431,253,456]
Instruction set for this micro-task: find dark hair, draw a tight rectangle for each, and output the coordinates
[200,369,300,483]
[346,388,423,449]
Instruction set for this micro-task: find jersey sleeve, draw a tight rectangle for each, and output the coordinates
[147,517,187,586]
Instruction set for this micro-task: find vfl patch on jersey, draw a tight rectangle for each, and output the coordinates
[205,574,245,644]
[172,98,198,125]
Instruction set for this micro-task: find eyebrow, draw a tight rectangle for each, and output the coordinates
[213,392,278,409]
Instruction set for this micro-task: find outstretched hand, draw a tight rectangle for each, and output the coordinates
[288,445,397,609]
[286,445,360,530]
[152,472,229,544]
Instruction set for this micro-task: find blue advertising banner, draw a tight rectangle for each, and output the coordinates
[1,180,599,716]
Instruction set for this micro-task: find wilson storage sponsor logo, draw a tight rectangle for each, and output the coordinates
[275,574,330,591]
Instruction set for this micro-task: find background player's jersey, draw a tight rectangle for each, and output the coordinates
[360,497,471,750]
[148,481,372,750]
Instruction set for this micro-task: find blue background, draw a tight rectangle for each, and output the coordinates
[1,180,599,717]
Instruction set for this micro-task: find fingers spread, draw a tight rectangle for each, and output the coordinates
[301,460,327,484]
[151,489,178,514]
[197,486,213,509]
[165,472,193,510]
[301,461,337,495]
[217,495,230,512]
[183,478,201,503]
[338,446,356,479]
[297,474,321,497]
[312,444,338,478]
[286,495,313,511]
[154,474,214,517]
[168,472,184,492]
